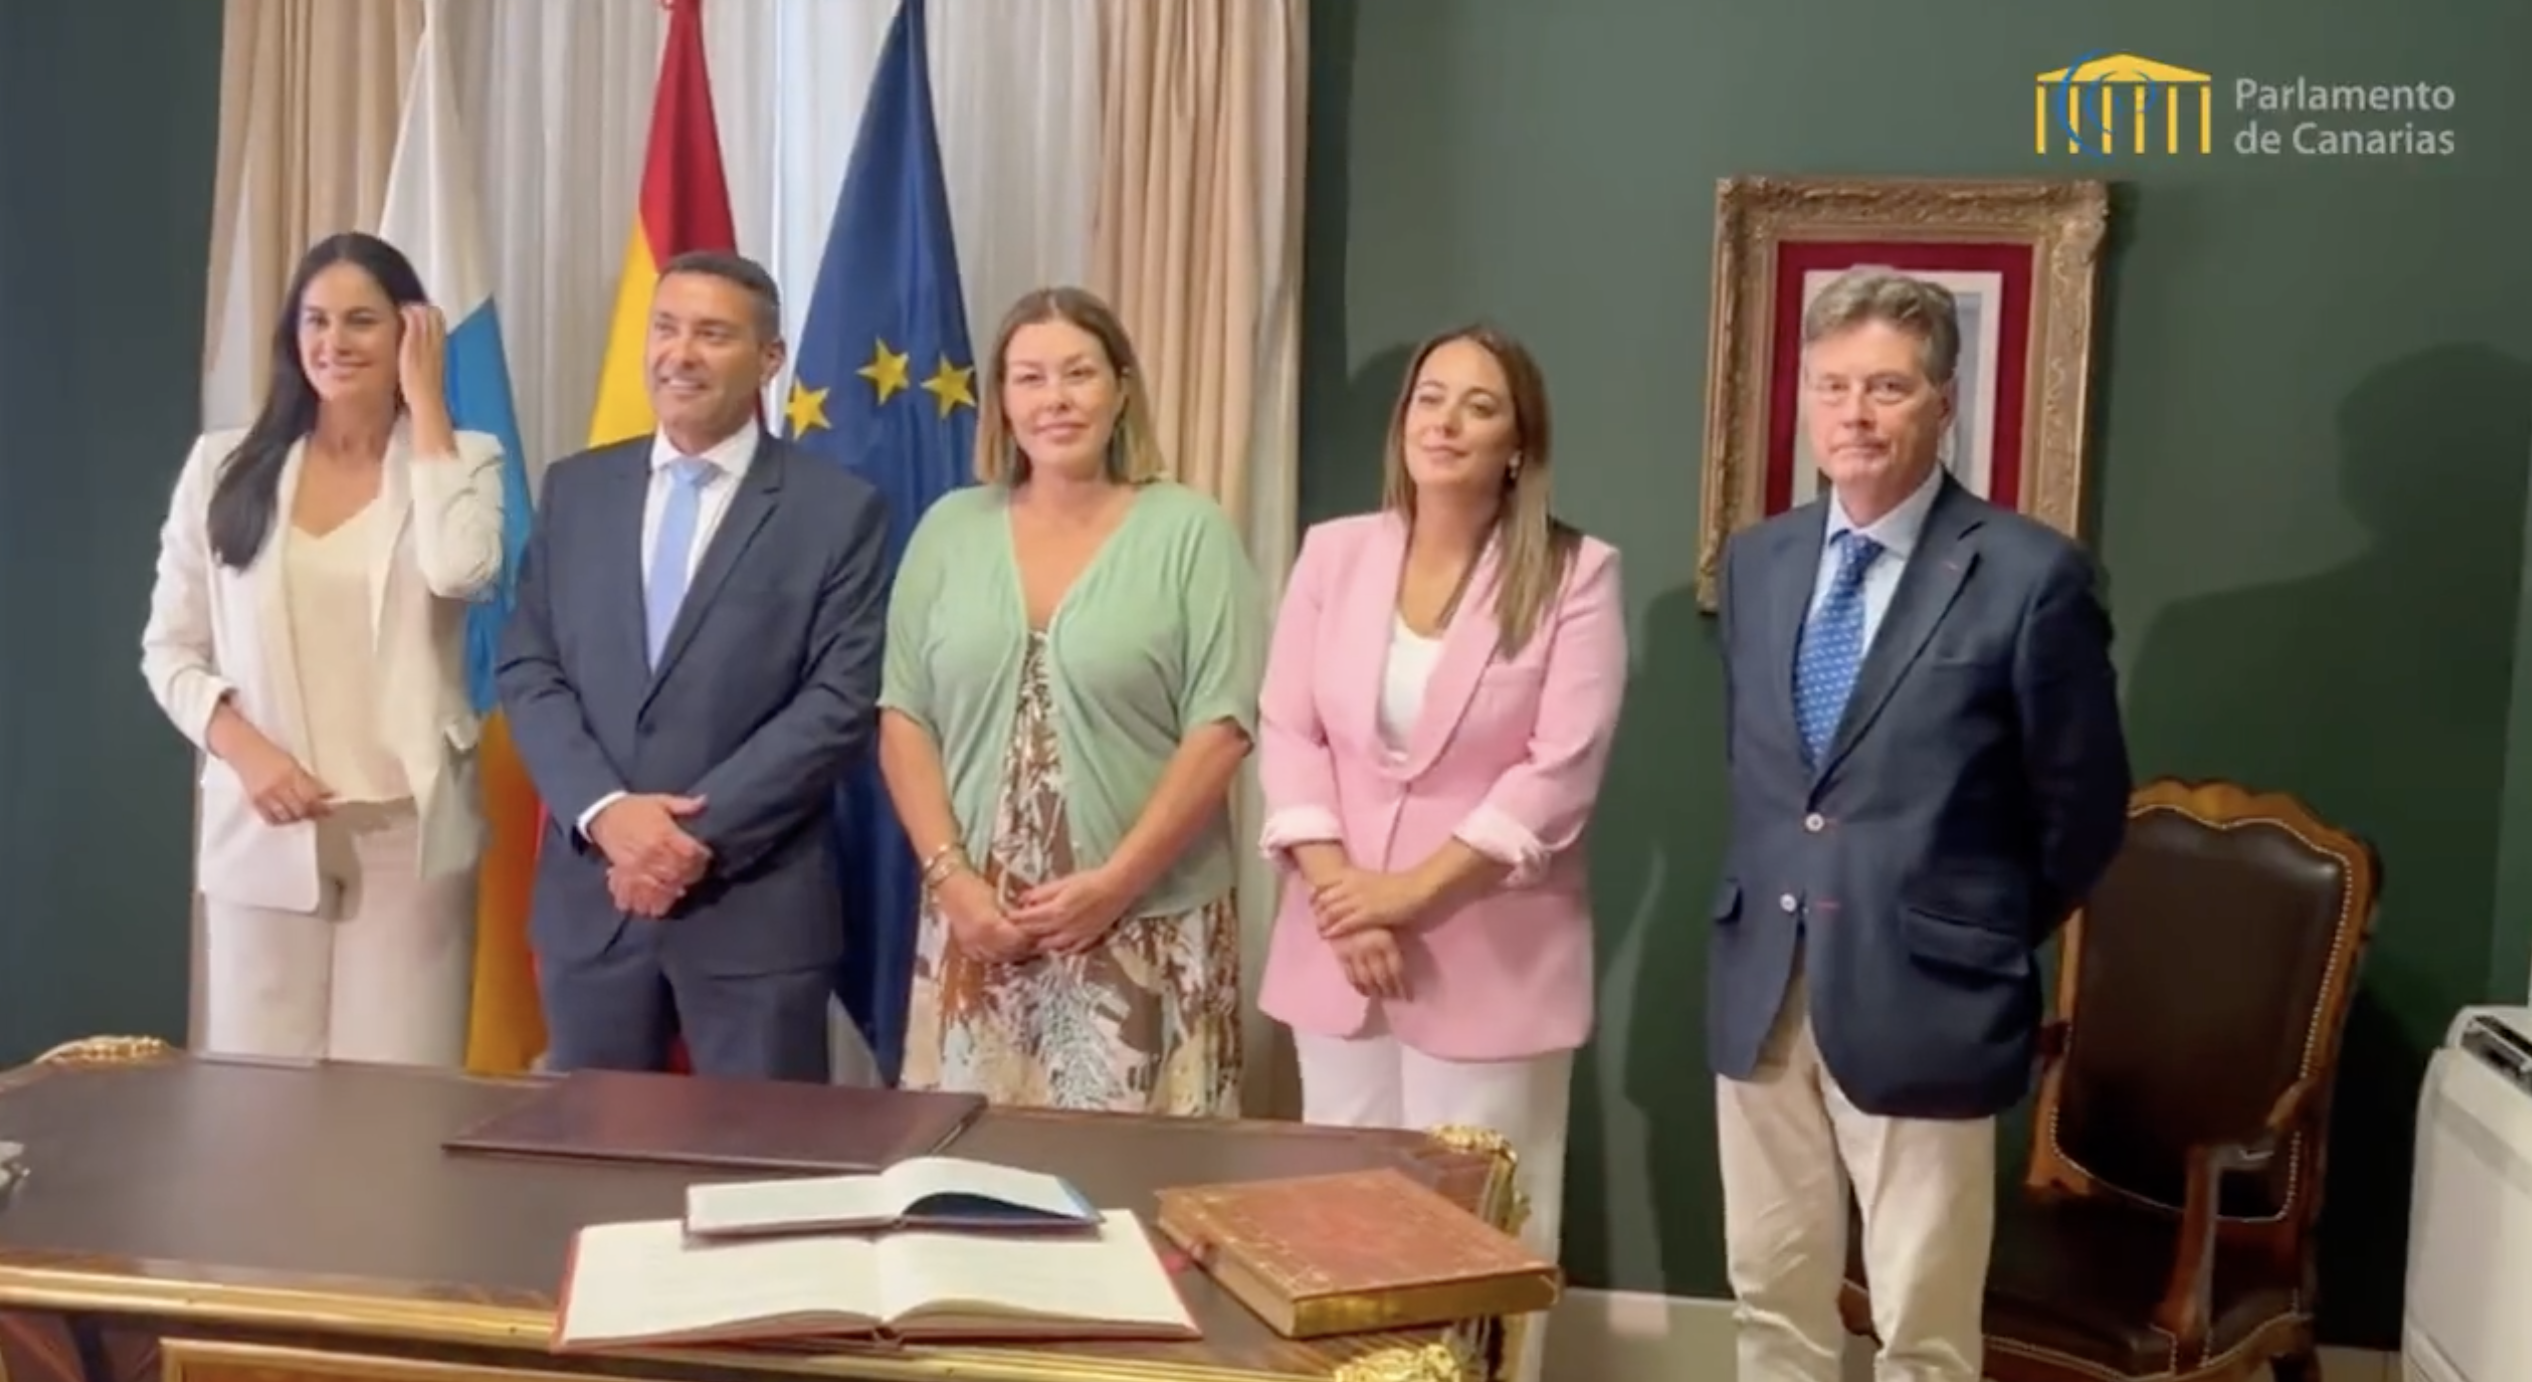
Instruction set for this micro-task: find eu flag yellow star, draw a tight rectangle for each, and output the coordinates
[783,379,831,436]
[858,340,911,403]
[921,356,976,419]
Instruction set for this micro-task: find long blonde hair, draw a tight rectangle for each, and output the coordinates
[1380,324,1579,656]
[971,286,1166,486]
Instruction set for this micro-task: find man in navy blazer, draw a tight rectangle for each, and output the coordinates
[497,250,888,1083]
[1708,268,2131,1380]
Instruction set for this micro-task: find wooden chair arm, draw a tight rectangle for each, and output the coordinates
[2150,1075,2322,1354]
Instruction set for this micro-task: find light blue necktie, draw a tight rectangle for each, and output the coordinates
[1792,531,1884,764]
[644,457,714,668]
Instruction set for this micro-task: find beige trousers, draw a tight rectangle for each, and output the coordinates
[1715,972,1996,1382]
[200,802,476,1067]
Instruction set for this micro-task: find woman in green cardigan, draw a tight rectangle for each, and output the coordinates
[877,287,1269,1116]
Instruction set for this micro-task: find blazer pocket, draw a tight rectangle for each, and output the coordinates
[1474,662,1549,693]
[1710,879,1743,923]
[722,570,813,614]
[1454,663,1550,747]
[1469,663,1550,721]
[1918,652,2001,682]
[1898,906,2030,979]
[1902,867,2030,929]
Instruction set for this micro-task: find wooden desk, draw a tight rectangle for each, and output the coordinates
[0,1039,1525,1382]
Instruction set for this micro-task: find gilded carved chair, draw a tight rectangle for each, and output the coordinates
[1839,778,2382,1382]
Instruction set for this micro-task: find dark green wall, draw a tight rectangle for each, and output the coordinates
[0,0,222,1063]
[1301,0,2532,1349]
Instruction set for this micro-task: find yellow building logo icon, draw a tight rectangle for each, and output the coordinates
[2035,53,2214,154]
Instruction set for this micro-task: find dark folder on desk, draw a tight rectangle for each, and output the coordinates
[442,1069,986,1174]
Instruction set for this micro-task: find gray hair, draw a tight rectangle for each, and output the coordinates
[1801,268,1960,386]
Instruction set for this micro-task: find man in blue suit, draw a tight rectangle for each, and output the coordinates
[1708,268,2131,1380]
[497,251,888,1083]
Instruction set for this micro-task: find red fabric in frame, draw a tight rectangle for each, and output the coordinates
[1765,241,2035,515]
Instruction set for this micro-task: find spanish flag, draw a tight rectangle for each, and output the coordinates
[463,0,740,1074]
[589,0,741,448]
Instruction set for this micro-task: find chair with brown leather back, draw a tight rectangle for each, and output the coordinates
[1838,777,2383,1382]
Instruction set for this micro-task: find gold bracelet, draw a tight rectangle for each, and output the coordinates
[919,842,967,889]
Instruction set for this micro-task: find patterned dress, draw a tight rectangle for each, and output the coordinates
[899,630,1244,1115]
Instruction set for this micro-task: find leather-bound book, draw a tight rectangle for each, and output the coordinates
[1153,1166,1560,1339]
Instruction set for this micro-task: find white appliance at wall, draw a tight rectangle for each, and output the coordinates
[2404,1004,2532,1382]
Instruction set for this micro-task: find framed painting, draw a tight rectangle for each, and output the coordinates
[1693,175,2110,610]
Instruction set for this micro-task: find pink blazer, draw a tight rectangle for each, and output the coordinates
[1255,512,1627,1061]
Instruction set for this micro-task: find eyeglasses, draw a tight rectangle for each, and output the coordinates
[1804,376,1926,407]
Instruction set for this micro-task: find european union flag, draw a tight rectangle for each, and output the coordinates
[783,0,976,1087]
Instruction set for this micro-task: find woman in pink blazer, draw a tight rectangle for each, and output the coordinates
[1255,324,1625,1380]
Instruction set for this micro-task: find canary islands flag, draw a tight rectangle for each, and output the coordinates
[378,0,541,1075]
[379,0,531,712]
[782,0,977,1085]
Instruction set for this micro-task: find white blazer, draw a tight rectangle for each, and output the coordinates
[140,421,508,912]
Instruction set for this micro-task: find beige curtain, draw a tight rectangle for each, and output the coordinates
[1089,0,1308,1118]
[201,0,424,425]
[191,0,422,1043]
[1091,0,1274,528]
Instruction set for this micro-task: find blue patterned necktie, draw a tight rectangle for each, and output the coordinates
[644,457,715,668]
[1793,531,1884,763]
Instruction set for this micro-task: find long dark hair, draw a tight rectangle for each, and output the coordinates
[207,232,430,569]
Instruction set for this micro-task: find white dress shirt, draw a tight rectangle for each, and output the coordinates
[641,419,759,588]
[577,419,762,838]
[1375,614,1446,756]
[1811,462,1944,652]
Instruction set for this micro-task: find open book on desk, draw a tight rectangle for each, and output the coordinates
[684,1156,1095,1238]
[552,1208,1199,1351]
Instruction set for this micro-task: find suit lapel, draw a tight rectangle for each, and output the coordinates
[1400,535,1506,776]
[251,440,314,755]
[599,446,655,687]
[649,434,782,690]
[1814,479,1980,782]
[1764,504,1829,753]
[1328,515,1408,754]
[368,420,415,656]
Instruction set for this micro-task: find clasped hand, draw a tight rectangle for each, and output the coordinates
[936,863,1133,964]
[1009,865,1133,956]
[1312,867,1432,1000]
[932,863,1128,962]
[237,738,333,825]
[935,871,1034,964]
[593,794,711,918]
[1310,866,1430,939]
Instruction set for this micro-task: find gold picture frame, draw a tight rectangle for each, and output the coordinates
[1694,175,2110,611]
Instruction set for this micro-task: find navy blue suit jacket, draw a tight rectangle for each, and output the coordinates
[495,433,889,978]
[1708,475,2131,1119]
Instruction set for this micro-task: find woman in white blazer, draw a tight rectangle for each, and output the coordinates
[141,231,507,1067]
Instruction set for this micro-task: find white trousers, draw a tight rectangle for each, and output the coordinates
[200,802,476,1067]
[1716,972,1995,1382]
[1291,1020,1573,1382]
